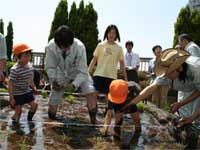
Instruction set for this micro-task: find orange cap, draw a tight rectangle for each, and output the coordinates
[108,79,128,104]
[13,43,32,55]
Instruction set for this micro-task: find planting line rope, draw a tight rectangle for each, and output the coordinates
[0,118,165,128]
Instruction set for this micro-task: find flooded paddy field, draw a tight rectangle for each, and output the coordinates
[0,93,193,149]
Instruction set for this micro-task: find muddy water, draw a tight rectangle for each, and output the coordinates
[0,94,184,150]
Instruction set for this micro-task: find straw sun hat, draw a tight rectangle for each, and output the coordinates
[155,48,190,77]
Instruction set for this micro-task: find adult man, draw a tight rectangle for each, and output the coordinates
[45,25,97,124]
[124,41,140,83]
[0,33,7,84]
[178,33,200,57]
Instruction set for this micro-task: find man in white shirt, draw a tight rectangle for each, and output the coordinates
[178,33,200,57]
[124,41,140,83]
[45,25,97,124]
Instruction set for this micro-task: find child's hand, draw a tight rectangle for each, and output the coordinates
[9,97,16,109]
[120,104,129,112]
[32,87,39,95]
[100,127,108,137]
[52,81,63,91]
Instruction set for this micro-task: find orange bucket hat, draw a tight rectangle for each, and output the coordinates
[13,43,32,55]
[108,79,128,104]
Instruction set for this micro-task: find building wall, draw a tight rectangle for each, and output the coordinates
[189,0,200,12]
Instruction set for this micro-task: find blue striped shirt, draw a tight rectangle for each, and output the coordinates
[9,63,34,95]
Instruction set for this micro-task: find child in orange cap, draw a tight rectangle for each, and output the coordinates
[102,79,141,137]
[8,43,38,122]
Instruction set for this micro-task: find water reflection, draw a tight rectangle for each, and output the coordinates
[0,95,188,150]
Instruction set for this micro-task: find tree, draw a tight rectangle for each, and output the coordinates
[5,22,14,61]
[78,2,98,64]
[173,6,200,46]
[190,9,200,46]
[0,19,4,34]
[68,2,77,33]
[49,0,99,64]
[173,6,191,47]
[68,1,99,64]
[48,0,68,41]
[74,0,85,38]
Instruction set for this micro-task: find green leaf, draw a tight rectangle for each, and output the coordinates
[67,95,75,104]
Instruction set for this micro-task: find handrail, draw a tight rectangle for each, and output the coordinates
[32,52,152,72]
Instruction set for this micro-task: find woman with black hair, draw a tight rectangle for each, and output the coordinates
[123,48,200,149]
[88,24,127,102]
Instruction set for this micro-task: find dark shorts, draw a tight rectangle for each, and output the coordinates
[93,76,114,94]
[107,82,140,114]
[108,100,138,114]
[126,70,139,83]
[14,92,34,106]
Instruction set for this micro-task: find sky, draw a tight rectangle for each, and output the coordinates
[1,0,189,57]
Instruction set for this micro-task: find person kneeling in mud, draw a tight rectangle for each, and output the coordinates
[101,79,141,137]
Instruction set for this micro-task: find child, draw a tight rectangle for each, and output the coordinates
[102,79,141,137]
[88,24,127,99]
[8,43,38,122]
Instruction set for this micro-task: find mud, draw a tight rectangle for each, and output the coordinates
[0,94,186,149]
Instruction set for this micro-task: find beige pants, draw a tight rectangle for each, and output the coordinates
[152,85,169,109]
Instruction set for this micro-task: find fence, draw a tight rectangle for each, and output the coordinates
[32,52,45,78]
[139,57,152,72]
[32,52,152,76]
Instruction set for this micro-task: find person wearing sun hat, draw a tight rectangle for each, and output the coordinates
[123,48,200,122]
[101,79,141,137]
[122,48,200,149]
[155,49,200,126]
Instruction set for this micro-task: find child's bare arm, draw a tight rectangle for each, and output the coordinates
[8,81,15,108]
[30,75,38,94]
